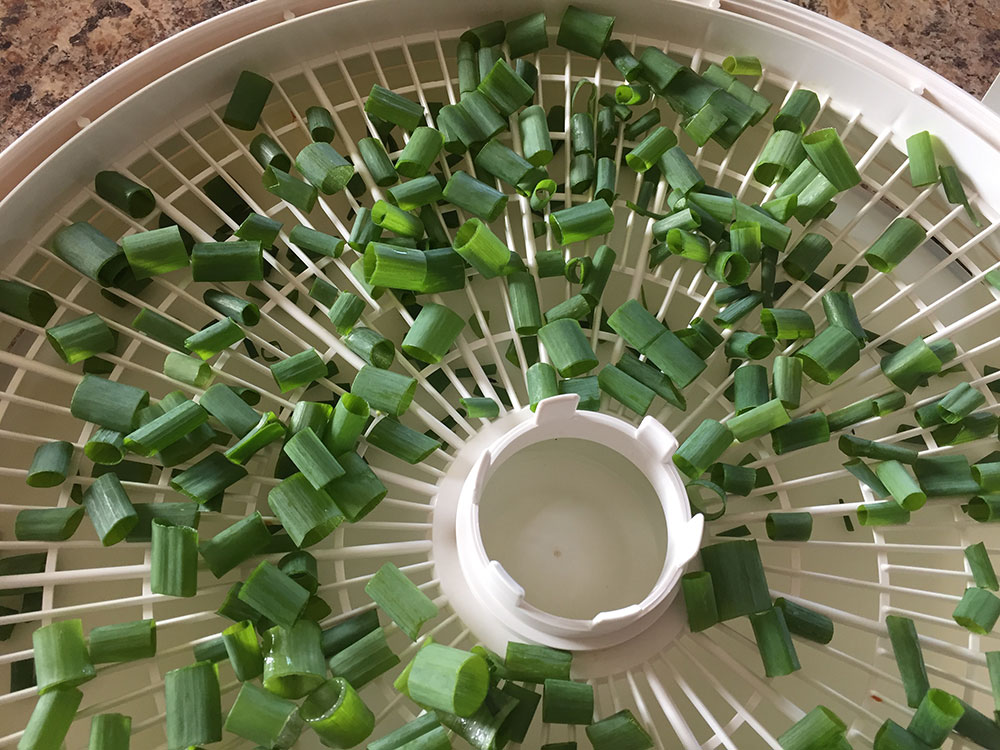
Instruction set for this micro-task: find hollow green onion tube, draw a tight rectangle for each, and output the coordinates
[408,644,489,716]
[907,688,964,747]
[88,619,156,664]
[557,5,613,57]
[749,606,800,677]
[344,327,395,370]
[19,686,83,750]
[865,217,927,273]
[761,308,815,340]
[545,293,591,324]
[507,271,543,336]
[151,520,198,597]
[239,560,309,630]
[598,364,656,415]
[953,587,1000,634]
[625,126,678,173]
[199,383,260,438]
[801,127,860,191]
[358,136,398,187]
[586,709,653,750]
[858,501,911,527]
[300,677,375,747]
[549,200,615,245]
[542,679,594,725]
[121,225,188,279]
[268,473,344,548]
[84,472,138,546]
[25,440,74,488]
[199,511,271,578]
[674,419,734,479]
[777,706,846,750]
[706,249,751,285]
[363,242,427,291]
[124,399,208,456]
[15,506,84,542]
[505,10,547,56]
[771,89,820,134]
[224,682,303,750]
[651,328,709,389]
[165,661,222,750]
[95,171,155,219]
[262,166,318,212]
[367,417,441,464]
[393,127,443,179]
[184,318,243,361]
[880,337,944,392]
[0,278,56,326]
[821,291,866,345]
[527,362,559,411]
[170,452,246,505]
[262,620,327,698]
[965,542,999,590]
[686,479,726,521]
[477,58,533,116]
[681,571,719,632]
[203,289,260,327]
[937,382,985,424]
[284,427,346,488]
[725,330,775,360]
[387,175,443,211]
[220,620,263,681]
[191,240,263,282]
[365,561,439,640]
[754,130,805,185]
[732,364,768,415]
[269,348,326,393]
[34,618,95,693]
[295,142,354,194]
[783,233,832,281]
[710,463,755,496]
[884,614,931,707]
[402,303,466,364]
[794,325,859,385]
[351,366,417,417]
[459,397,499,419]
[700,539,772,622]
[966,494,1000,523]
[324,393,369,456]
[715,289,763,329]
[774,597,834,644]
[538,318,598,377]
[766,512,813,541]
[301,451,383,522]
[88,712,132,750]
[234,213,282,247]
[827,398,878,433]
[131,308,191,352]
[518,105,553,166]
[581,244,616,306]
[608,299,665,350]
[772,355,803,410]
[248,133,290,173]
[327,625,399,688]
[52,221,128,286]
[83,427,125,466]
[327,292,365,336]
[444,171,508,223]
[906,131,938,188]
[223,69,271,130]
[874,720,933,750]
[453,217,512,279]
[665,227,711,262]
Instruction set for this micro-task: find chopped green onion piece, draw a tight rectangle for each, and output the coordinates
[965,542,999,590]
[801,127,861,190]
[124,399,208,456]
[907,688,964,747]
[404,644,490,717]
[88,712,132,750]
[262,619,326,698]
[402,303,466,365]
[151,520,198,597]
[203,289,260,327]
[782,233,832,280]
[165,661,222,750]
[754,130,805,185]
[865,216,928,273]
[220,620,263,681]
[267,472,344,548]
[453,216,512,279]
[327,625,399,688]
[586,709,654,750]
[777,706,846,750]
[20,686,83,750]
[263,166,318,212]
[51,221,128,287]
[771,413,829,454]
[84,473,138,546]
[597,364,655,415]
[95,170,155,218]
[299,677,375,746]
[0,279,56,326]
[715,290,763,329]
[234,212,281,246]
[328,292,365,336]
[366,84,425,131]
[394,127,445,178]
[542,679,593,725]
[607,299,664,351]
[34,619,95,693]
[538,318,598,377]
[132,308,192,351]
[367,417,441,464]
[674,419,734,478]
[750,606,801,677]
[761,308,815,340]
[700,539,771,620]
[344,326,395,369]
[710,462,755,496]
[121,224,188,279]
[88,619,156,664]
[939,164,981,226]
[857,501,911,526]
[953,587,1000,634]
[549,200,615,245]
[270,348,326,393]
[320,609,380,658]
[504,641,572,682]
[557,5,613,57]
[874,720,933,750]
[199,383,260,438]
[323,452,387,521]
[775,597,834,644]
[725,330,775,360]
[25,441,73,488]
[821,290,865,345]
[527,362,559,410]
[325,393,369,456]
[682,571,719,632]
[687,479,726,520]
[184,317,243,360]
[795,325,859,384]
[351,366,417,417]
[224,682,303,749]
[723,55,762,75]
[249,132,290,172]
[365,561,439,641]
[505,10,547,56]
[766,512,813,541]
[239,560,309,630]
[772,356,802,410]
[445,171,508,223]
[937,382,985,424]
[72,375,149,434]
[198,511,270,578]
[507,271,543,336]
[169,452,246,507]
[728,398,791,442]
[223,70,271,129]
[190,240,264,282]
[15,506,84,542]
[625,126,678,173]
[906,131,938,187]
[477,59,533,116]
[460,396,499,418]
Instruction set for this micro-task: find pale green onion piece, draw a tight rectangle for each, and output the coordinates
[538,318,598,377]
[545,293,591,323]
[728,398,791,442]
[402,303,466,365]
[706,249,751,285]
[296,142,354,194]
[445,171,508,222]
[953,587,1000,634]
[754,130,805,185]
[267,472,344,548]
[324,393,369,456]
[132,307,191,351]
[723,55,762,75]
[750,606,800,677]
[84,473,138,546]
[507,271,543,336]
[88,619,156,663]
[239,560,309,630]
[34,618,95,693]
[801,127,861,190]
[607,299,664,351]
[761,308,815,340]
[549,200,615,245]
[460,397,500,418]
[72,375,149,433]
[88,712,132,750]
[527,362,559,410]
[224,682,303,749]
[185,317,243,360]
[19,687,83,750]
[940,164,981,226]
[865,217,927,273]
[121,225,188,279]
[51,221,128,286]
[937,382,985,424]
[351,366,417,417]
[262,619,326,698]
[367,418,441,464]
[328,292,365,336]
[25,441,73,488]
[165,661,222,750]
[453,217,512,279]
[221,620,263,681]
[965,542,999,590]
[782,233,832,281]
[858,501,911,527]
[587,709,654,750]
[323,452,387,521]
[263,166,318,212]
[907,688,964,747]
[772,356,803,410]
[880,337,943,393]
[673,419,733,478]
[795,325,859,384]
[124,399,208,456]
[163,352,213,388]
[365,561,440,641]
[388,175,443,211]
[300,677,375,746]
[625,126,678,173]
[151,520,198,597]
[85,428,125,466]
[777,706,846,750]
[682,571,719,632]
[270,348,326,393]
[906,131,938,187]
[191,240,264,282]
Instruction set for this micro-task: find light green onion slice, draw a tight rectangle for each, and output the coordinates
[163,352,214,388]
[71,375,149,434]
[323,452,387,522]
[351,366,417,417]
[538,318,598,377]
[132,307,192,351]
[953,587,1000,634]
[121,224,188,279]
[34,619,96,693]
[170,452,246,506]
[761,308,815,340]
[771,413,829,454]
[199,383,260,438]
[88,619,156,663]
[444,171,508,223]
[801,127,861,190]
[549,200,615,245]
[25,440,74,488]
[766,512,813,541]
[682,571,719,632]
[51,221,128,287]
[777,706,846,750]
[220,620,263,681]
[477,58,533,116]
[261,619,326,698]
[542,679,594,725]
[775,597,834,644]
[263,166,318,212]
[124,399,208,456]
[598,364,656,415]
[184,318,243,360]
[795,325,860,385]
[453,217,513,279]
[407,644,490,716]
[687,479,727,521]
[402,303,466,365]
[965,542,999,591]
[365,561,440,641]
[203,289,260,327]
[84,472,138,546]
[527,362,559,411]
[625,126,678,173]
[754,130,805,185]
[151,520,198,597]
[857,501,911,527]
[772,356,803,410]
[88,712,132,750]
[936,382,985,424]
[190,240,264,282]
[907,688,964,747]
[875,460,926,511]
[234,212,282,246]
[15,506,85,542]
[19,686,83,750]
[674,419,734,478]
[586,709,654,750]
[328,626,399,688]
[906,131,938,187]
[300,677,375,746]
[728,399,791,442]
[270,348,326,393]
[782,233,832,281]
[239,560,309,630]
[224,682,303,749]
[165,661,222,750]
[750,606,801,677]
[268,472,344,548]
[865,217,927,274]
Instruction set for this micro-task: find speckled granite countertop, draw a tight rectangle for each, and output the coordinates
[0,0,997,153]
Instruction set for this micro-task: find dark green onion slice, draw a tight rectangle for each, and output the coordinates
[725,330,775,360]
[220,620,263,681]
[777,706,846,750]
[199,511,271,578]
[223,70,272,130]
[761,308,815,340]
[249,132,290,172]
[191,240,264,282]
[771,412,829,454]
[239,560,309,630]
[939,164,981,226]
[19,686,83,750]
[505,11,547,57]
[953,587,1000,634]
[0,279,57,326]
[88,712,132,750]
[95,170,155,218]
[508,271,543,335]
[151,520,198,597]
[557,5,614,58]
[344,327,395,369]
[124,399,208,456]
[327,625,399,688]
[84,428,125,466]
[51,222,128,286]
[527,362,559,411]
[537,318,598,377]
[936,382,985,424]
[733,364,769,415]
[965,542,999,590]
[235,212,282,246]
[710,462,755,496]
[33,618,95,693]
[858,501,911,527]
[262,166,318,212]
[324,452,387,522]
[406,644,489,717]
[682,571,719,632]
[598,364,655,415]
[687,479,727,521]
[750,606,800,677]
[296,142,354,194]
[865,217,927,273]
[25,440,74,488]
[504,641,572,682]
[88,619,156,664]
[203,289,260,327]
[542,679,594,725]
[586,709,654,750]
[674,419,734,478]
[723,55,762,76]
[83,472,138,546]
[766,511,813,541]
[388,175,444,210]
[367,417,441,464]
[477,59,533,117]
[444,170,508,223]
[132,308,192,351]
[365,83,424,131]
[270,348,326,392]
[775,597,834,644]
[772,356,803,410]
[795,325,860,384]
[165,661,222,750]
[305,105,336,142]
[782,233,832,281]
[267,472,344,548]
[625,126,678,173]
[545,293,591,323]
[821,290,865,344]
[15,506,84,542]
[365,561,439,640]
[351,366,417,417]
[549,200,615,245]
[121,225,188,279]
[773,89,820,134]
[605,39,642,81]
[170,451,247,504]
[224,682,303,749]
[754,130,805,185]
[224,410,285,464]
[880,337,943,393]
[199,383,260,438]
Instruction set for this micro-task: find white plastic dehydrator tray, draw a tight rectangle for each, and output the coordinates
[2,0,1000,748]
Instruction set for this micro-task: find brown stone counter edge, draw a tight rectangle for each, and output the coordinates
[0,0,996,155]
